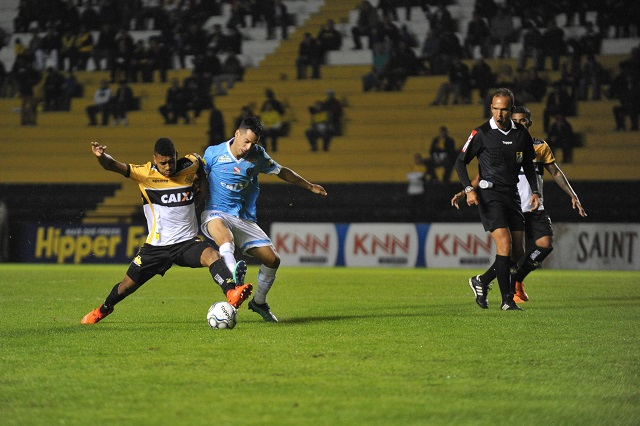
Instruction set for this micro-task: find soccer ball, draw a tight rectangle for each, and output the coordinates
[207,301,237,329]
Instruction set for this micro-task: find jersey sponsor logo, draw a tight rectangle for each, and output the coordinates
[220,181,249,191]
[462,130,477,152]
[502,140,513,145]
[218,155,233,163]
[152,179,169,183]
[145,188,195,206]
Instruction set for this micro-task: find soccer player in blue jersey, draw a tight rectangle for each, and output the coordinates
[201,116,327,322]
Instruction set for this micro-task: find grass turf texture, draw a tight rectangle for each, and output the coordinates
[0,265,638,425]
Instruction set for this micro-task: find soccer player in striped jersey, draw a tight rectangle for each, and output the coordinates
[81,138,252,324]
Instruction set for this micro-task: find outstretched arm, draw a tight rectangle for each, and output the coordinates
[545,162,587,217]
[90,141,128,176]
[277,167,327,196]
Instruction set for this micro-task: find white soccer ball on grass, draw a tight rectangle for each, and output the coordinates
[207,301,237,329]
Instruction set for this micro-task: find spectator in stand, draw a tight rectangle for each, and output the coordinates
[111,79,134,126]
[416,126,458,183]
[317,19,343,60]
[260,88,283,111]
[28,30,44,70]
[426,3,456,35]
[183,76,212,120]
[362,40,392,92]
[213,53,245,96]
[159,78,189,124]
[193,47,221,87]
[464,12,491,59]
[547,114,576,163]
[60,71,82,110]
[43,67,65,111]
[149,38,171,83]
[490,7,514,59]
[13,55,41,126]
[560,56,583,101]
[207,98,226,147]
[92,24,117,71]
[79,3,100,30]
[259,101,283,152]
[305,100,335,152]
[399,24,419,49]
[375,16,401,48]
[59,30,77,71]
[351,0,379,50]
[543,81,574,133]
[111,38,132,83]
[269,0,289,40]
[420,30,442,74]
[130,39,154,83]
[517,68,548,103]
[86,79,112,126]
[224,26,243,55]
[517,20,543,71]
[296,32,321,80]
[177,22,210,69]
[470,56,495,103]
[323,89,344,136]
[540,20,565,71]
[431,58,471,105]
[579,54,606,101]
[38,28,61,71]
[438,29,464,73]
[74,25,94,71]
[234,104,255,130]
[610,62,640,132]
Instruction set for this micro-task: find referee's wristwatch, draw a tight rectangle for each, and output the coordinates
[464,186,475,194]
[532,190,541,196]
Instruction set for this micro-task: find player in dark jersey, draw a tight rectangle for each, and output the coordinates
[451,106,587,303]
[81,138,253,324]
[455,88,540,311]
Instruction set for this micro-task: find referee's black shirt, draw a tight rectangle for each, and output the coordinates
[455,118,539,193]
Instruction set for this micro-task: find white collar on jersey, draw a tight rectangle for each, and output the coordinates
[489,117,516,134]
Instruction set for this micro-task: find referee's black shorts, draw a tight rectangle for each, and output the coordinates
[524,209,553,241]
[477,188,525,232]
[126,237,211,285]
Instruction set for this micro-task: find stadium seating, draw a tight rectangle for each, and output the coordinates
[0,0,638,224]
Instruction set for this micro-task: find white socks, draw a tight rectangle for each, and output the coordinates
[218,242,236,275]
[253,264,277,304]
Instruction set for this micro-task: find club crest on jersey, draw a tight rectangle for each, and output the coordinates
[233,166,241,174]
[133,255,142,266]
[218,154,232,163]
[516,151,523,164]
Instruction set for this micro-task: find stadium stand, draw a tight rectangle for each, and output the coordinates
[0,0,638,228]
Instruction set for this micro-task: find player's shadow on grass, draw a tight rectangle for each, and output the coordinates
[283,311,434,325]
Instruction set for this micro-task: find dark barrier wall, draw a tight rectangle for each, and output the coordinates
[2,181,638,262]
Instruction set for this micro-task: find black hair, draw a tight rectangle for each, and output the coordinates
[513,106,531,120]
[238,116,265,140]
[154,138,176,157]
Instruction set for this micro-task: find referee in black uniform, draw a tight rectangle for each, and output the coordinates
[455,88,540,310]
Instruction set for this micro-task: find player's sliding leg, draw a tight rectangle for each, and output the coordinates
[209,257,252,308]
[81,275,143,324]
[249,264,278,322]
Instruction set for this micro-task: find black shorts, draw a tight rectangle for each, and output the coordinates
[125,237,210,286]
[524,209,553,241]
[477,188,525,232]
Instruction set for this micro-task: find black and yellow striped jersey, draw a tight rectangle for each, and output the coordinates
[127,153,202,246]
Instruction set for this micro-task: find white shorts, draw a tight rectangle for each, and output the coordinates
[200,210,273,254]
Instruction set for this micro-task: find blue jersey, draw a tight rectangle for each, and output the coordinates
[203,139,281,222]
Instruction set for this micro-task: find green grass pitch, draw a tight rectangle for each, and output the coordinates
[0,264,638,425]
